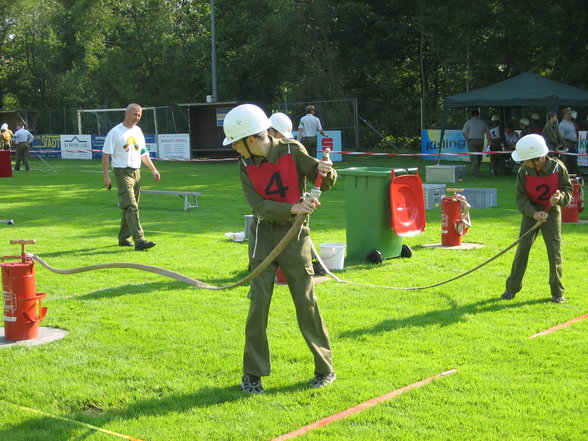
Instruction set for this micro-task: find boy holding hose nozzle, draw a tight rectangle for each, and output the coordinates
[502,134,572,303]
[223,104,336,394]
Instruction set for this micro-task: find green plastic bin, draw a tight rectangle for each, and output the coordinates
[338,167,403,262]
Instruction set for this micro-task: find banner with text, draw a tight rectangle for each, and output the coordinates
[157,134,190,160]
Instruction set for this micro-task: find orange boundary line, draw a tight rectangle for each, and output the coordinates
[529,313,588,339]
[270,369,457,441]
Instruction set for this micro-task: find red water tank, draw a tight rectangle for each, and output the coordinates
[441,189,470,247]
[2,241,47,341]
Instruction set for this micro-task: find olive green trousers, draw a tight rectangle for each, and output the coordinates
[114,167,145,244]
[243,219,333,377]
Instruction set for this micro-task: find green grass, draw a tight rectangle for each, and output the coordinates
[0,157,586,441]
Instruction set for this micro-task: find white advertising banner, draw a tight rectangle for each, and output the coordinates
[60,135,92,159]
[157,134,190,160]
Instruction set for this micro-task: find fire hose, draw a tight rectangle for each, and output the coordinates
[31,216,544,292]
[29,149,333,291]
[26,157,555,293]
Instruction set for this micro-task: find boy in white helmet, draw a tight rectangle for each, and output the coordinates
[501,134,572,303]
[268,112,294,139]
[223,104,336,394]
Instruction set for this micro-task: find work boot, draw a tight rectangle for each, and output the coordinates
[501,291,516,300]
[309,372,336,389]
[552,296,565,303]
[241,374,264,394]
[135,240,156,251]
[118,240,134,247]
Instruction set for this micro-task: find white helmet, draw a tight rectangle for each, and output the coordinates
[269,112,293,139]
[0,123,7,130]
[491,115,500,121]
[530,113,540,121]
[571,110,577,119]
[222,104,271,146]
[512,134,549,162]
[519,117,530,126]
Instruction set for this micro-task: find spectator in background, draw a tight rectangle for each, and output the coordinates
[462,109,491,177]
[13,122,33,171]
[102,103,161,251]
[489,114,508,175]
[519,117,531,138]
[1,123,13,151]
[543,111,564,152]
[530,113,543,134]
[558,107,579,175]
[571,110,580,136]
[503,123,518,175]
[297,105,329,158]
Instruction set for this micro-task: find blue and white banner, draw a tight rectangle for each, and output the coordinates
[421,130,470,162]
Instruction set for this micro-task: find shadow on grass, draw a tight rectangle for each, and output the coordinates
[1,381,310,440]
[339,296,549,339]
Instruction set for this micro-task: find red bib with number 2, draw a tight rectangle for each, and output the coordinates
[525,172,559,207]
[246,154,301,204]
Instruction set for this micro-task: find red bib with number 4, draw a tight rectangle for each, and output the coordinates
[525,172,559,207]
[246,154,301,204]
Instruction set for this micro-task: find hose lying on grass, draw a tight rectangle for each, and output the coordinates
[33,214,309,291]
[312,219,544,290]
[32,217,543,292]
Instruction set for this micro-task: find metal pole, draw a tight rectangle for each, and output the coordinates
[210,0,218,102]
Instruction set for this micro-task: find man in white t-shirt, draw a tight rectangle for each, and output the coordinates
[297,105,328,158]
[102,103,160,251]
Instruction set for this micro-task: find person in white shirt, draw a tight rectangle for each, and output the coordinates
[13,123,34,171]
[297,105,328,158]
[557,107,578,175]
[102,104,160,251]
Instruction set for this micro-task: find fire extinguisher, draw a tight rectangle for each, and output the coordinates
[441,189,471,247]
[562,176,583,223]
[2,240,47,341]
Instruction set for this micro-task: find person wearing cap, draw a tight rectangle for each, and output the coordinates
[268,112,294,139]
[12,122,34,171]
[102,103,160,251]
[501,134,572,303]
[223,103,336,394]
[488,114,508,175]
[462,110,491,177]
[542,111,564,152]
[1,123,13,151]
[529,113,543,134]
[558,107,578,175]
[519,118,531,138]
[297,105,329,158]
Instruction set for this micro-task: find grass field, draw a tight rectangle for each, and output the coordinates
[0,156,586,441]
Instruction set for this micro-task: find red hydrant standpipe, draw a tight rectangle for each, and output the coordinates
[441,188,471,247]
[2,240,47,341]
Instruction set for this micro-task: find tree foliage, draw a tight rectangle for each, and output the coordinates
[1,0,587,140]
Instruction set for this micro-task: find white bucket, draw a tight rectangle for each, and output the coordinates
[319,243,346,270]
